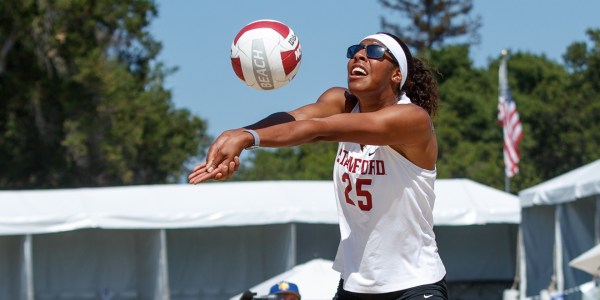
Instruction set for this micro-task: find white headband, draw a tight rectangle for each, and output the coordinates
[363,34,409,89]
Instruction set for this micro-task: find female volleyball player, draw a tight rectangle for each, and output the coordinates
[189,32,448,300]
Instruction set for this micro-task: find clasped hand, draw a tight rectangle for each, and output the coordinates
[187,130,247,184]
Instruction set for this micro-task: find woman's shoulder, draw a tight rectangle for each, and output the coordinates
[316,87,358,113]
[319,86,349,98]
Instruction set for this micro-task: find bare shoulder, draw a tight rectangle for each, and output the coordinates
[289,87,350,120]
[380,103,432,131]
[384,104,437,170]
[317,87,351,103]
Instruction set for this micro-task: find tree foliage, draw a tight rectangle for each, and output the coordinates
[378,0,482,54]
[427,45,504,187]
[233,143,338,181]
[419,31,600,192]
[429,46,573,192]
[3,2,596,196]
[0,0,209,188]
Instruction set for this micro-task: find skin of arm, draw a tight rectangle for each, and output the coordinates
[187,87,349,183]
[188,87,435,184]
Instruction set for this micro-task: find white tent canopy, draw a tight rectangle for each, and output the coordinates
[0,181,338,235]
[434,178,520,225]
[519,159,600,207]
[0,178,520,235]
[0,179,520,300]
[517,159,600,299]
[230,259,339,300]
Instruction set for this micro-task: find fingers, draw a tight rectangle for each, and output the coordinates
[215,158,238,182]
[188,156,242,184]
[191,164,227,183]
[189,128,245,184]
[233,156,240,171]
[191,162,207,172]
[188,162,207,180]
[206,145,231,173]
[189,172,213,184]
[188,163,213,184]
[203,138,223,173]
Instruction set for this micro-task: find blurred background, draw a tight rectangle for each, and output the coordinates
[1,0,599,299]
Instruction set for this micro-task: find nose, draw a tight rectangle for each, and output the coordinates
[350,48,368,61]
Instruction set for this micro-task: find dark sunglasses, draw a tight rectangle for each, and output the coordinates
[346,44,391,60]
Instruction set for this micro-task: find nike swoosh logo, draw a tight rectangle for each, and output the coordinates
[424,294,434,299]
[368,150,376,156]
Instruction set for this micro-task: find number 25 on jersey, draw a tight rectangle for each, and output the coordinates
[342,173,373,211]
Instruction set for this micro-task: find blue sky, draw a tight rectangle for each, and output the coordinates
[151,0,599,140]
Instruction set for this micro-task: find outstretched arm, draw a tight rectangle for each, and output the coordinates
[188,87,349,184]
[189,89,436,183]
[187,111,297,182]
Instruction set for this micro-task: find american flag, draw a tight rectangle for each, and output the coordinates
[498,55,523,178]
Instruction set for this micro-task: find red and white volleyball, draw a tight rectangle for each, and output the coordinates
[230,19,302,90]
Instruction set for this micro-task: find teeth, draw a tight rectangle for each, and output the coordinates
[352,67,366,75]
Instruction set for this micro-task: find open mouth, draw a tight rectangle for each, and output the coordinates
[351,66,367,76]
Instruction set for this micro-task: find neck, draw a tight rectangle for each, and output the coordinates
[353,89,399,113]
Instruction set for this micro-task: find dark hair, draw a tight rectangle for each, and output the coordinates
[380,32,440,117]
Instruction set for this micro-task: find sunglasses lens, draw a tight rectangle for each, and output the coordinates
[366,45,386,59]
[347,45,387,59]
[347,45,361,58]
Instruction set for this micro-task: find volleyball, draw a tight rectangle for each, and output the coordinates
[230,19,302,91]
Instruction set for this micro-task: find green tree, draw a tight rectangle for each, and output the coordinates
[429,45,574,192]
[503,52,571,190]
[0,0,208,188]
[429,40,600,193]
[233,143,338,181]
[427,45,505,187]
[536,29,600,177]
[378,0,482,54]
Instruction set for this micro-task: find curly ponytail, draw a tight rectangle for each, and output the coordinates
[380,32,440,117]
[402,57,440,116]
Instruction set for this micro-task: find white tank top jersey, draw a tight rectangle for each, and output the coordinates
[332,99,446,293]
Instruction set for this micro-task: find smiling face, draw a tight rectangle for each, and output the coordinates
[347,39,401,99]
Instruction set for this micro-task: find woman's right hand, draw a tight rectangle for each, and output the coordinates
[187,156,240,184]
[187,129,250,184]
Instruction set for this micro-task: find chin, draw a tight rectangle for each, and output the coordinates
[347,81,371,94]
[347,79,362,89]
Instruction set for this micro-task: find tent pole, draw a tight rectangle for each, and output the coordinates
[554,207,564,293]
[518,228,527,300]
[158,229,170,300]
[23,234,33,300]
[289,223,297,269]
[596,197,600,244]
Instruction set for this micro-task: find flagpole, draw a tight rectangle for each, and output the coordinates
[499,49,523,299]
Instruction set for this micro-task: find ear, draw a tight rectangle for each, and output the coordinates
[392,68,402,84]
